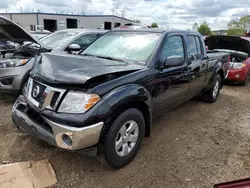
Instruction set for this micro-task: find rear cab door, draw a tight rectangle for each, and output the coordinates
[186,34,207,94]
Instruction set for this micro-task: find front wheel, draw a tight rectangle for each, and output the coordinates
[202,74,222,103]
[98,108,145,168]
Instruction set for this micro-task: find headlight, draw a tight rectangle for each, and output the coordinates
[0,59,29,68]
[58,92,100,113]
[230,62,246,70]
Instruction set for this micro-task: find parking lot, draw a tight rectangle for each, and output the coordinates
[0,84,250,188]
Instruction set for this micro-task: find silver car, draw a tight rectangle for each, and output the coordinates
[0,16,107,94]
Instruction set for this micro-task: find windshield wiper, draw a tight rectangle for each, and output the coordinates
[82,53,96,57]
[82,53,125,62]
[95,55,125,62]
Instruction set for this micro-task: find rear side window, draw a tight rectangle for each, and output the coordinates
[159,35,185,62]
[187,35,203,60]
[195,37,202,58]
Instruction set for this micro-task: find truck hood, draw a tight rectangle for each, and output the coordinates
[31,53,144,86]
[206,35,250,55]
[0,15,45,48]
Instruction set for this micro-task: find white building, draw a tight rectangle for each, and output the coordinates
[0,13,132,32]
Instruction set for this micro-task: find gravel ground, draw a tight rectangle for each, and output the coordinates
[1,85,250,188]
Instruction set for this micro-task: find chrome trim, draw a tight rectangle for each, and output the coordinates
[27,78,65,110]
[43,117,104,150]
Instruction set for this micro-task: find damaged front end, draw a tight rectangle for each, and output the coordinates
[30,53,143,89]
[11,51,143,151]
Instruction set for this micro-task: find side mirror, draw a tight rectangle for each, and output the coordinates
[68,44,81,51]
[164,56,184,68]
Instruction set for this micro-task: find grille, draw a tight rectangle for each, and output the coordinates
[27,78,65,111]
[0,77,14,86]
[50,91,60,108]
[31,80,46,103]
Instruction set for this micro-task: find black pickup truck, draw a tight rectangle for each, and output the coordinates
[12,29,230,168]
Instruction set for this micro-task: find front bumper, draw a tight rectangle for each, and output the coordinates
[0,60,33,93]
[225,68,247,83]
[12,95,104,151]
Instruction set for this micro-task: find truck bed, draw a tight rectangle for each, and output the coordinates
[207,50,230,60]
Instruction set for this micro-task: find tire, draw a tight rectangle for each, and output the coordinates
[202,74,222,103]
[241,77,248,86]
[98,108,145,168]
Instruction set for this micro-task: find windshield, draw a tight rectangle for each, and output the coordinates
[32,33,50,40]
[41,31,80,48]
[81,32,161,63]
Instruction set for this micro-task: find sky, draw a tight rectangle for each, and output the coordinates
[0,0,250,30]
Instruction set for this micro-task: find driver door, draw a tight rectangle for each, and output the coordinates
[153,34,191,116]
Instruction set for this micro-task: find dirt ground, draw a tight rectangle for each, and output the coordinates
[1,85,250,188]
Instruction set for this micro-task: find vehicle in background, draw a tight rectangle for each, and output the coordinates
[0,15,107,94]
[30,31,52,39]
[12,29,229,168]
[206,36,250,85]
[119,23,151,29]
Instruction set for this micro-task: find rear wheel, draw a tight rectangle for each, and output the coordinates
[202,74,221,103]
[98,108,145,168]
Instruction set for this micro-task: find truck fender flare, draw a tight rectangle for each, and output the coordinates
[205,61,223,91]
[101,84,153,140]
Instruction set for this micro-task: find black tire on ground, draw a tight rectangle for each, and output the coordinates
[202,74,222,103]
[241,77,248,86]
[98,108,145,168]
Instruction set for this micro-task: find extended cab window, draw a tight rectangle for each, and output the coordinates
[159,36,185,62]
[187,35,203,59]
[73,34,100,48]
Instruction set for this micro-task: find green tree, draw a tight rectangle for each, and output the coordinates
[238,15,250,29]
[227,20,239,29]
[227,28,245,36]
[227,15,250,36]
[197,22,211,35]
[151,22,159,28]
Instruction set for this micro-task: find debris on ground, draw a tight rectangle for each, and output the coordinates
[0,159,57,188]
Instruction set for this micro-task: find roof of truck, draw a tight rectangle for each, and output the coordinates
[114,28,200,35]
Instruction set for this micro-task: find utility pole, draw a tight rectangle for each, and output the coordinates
[121,10,125,18]
[20,6,22,13]
[111,8,115,15]
[81,6,84,15]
